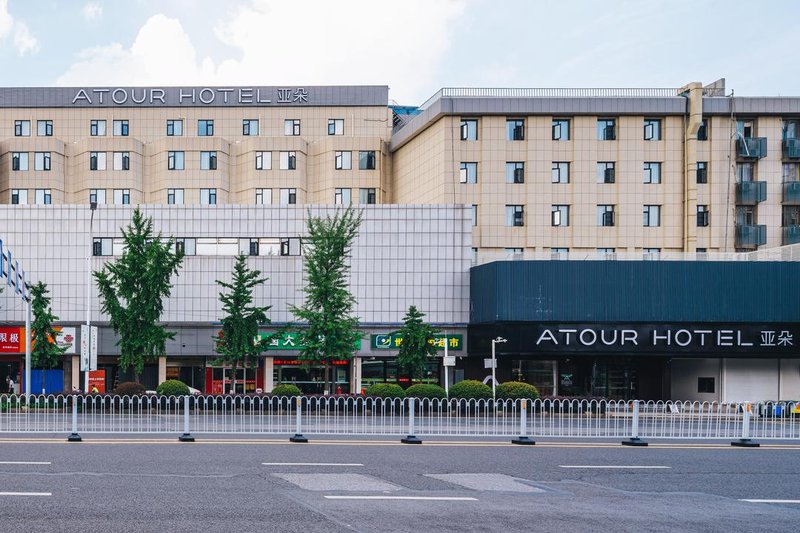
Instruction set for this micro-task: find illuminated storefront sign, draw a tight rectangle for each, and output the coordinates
[255,332,361,351]
[371,334,463,351]
[0,327,24,353]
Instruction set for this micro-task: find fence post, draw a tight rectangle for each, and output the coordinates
[290,396,308,443]
[622,400,647,446]
[67,394,82,442]
[512,399,535,445]
[179,395,195,442]
[401,397,421,444]
[732,402,760,447]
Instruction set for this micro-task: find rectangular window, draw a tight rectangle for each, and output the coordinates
[697,162,708,184]
[112,120,129,136]
[470,204,478,226]
[359,150,376,170]
[166,119,183,136]
[597,205,615,227]
[11,189,27,204]
[12,152,29,171]
[736,205,756,226]
[335,151,352,170]
[35,189,52,205]
[507,119,525,141]
[280,188,297,205]
[460,119,478,141]
[34,152,51,171]
[255,151,272,170]
[113,152,130,171]
[14,120,31,136]
[697,118,708,141]
[334,187,352,205]
[198,119,214,136]
[783,205,800,226]
[93,237,113,257]
[168,151,185,170]
[175,238,196,256]
[113,189,130,205]
[280,237,301,256]
[167,188,184,205]
[551,205,569,227]
[359,188,376,205]
[597,247,616,259]
[242,119,259,136]
[90,119,106,136]
[551,247,569,260]
[597,118,616,140]
[697,205,709,227]
[643,118,661,141]
[280,151,296,170]
[284,119,300,136]
[737,119,755,138]
[200,188,217,205]
[506,162,525,184]
[783,163,800,183]
[328,118,344,136]
[552,119,570,141]
[37,120,53,137]
[255,188,272,205]
[783,119,800,140]
[552,162,569,184]
[597,162,615,183]
[505,247,524,259]
[89,189,106,204]
[643,248,661,260]
[505,205,524,227]
[89,152,107,171]
[643,162,661,184]
[736,162,755,182]
[697,377,715,394]
[459,162,477,184]
[643,205,661,227]
[200,151,218,170]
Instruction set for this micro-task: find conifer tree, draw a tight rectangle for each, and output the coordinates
[30,282,66,369]
[393,305,440,381]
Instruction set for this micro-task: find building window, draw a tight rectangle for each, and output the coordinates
[506,162,524,184]
[255,188,272,205]
[783,205,800,226]
[167,188,184,205]
[242,119,259,136]
[11,189,27,204]
[644,118,661,141]
[90,119,106,136]
[460,119,478,141]
[643,205,661,227]
[113,152,130,171]
[284,119,300,136]
[643,248,661,260]
[552,118,570,141]
[736,162,755,182]
[113,189,130,205]
[597,162,615,183]
[736,205,756,225]
[470,204,478,226]
[280,151,296,170]
[507,119,525,141]
[168,151,185,170]
[597,118,616,141]
[459,162,477,184]
[113,119,129,136]
[280,237,301,256]
[359,151,376,170]
[12,152,29,171]
[93,237,113,256]
[37,120,53,137]
[35,189,52,205]
[783,163,800,183]
[280,188,297,205]
[14,120,31,136]
[551,205,569,227]
[359,188,376,205]
[783,119,800,140]
[328,119,344,136]
[89,152,107,171]
[167,119,183,136]
[597,247,616,259]
[89,189,106,204]
[175,238,196,256]
[34,152,51,171]
[697,205,709,227]
[643,162,661,184]
[551,247,569,260]
[697,118,708,141]
[200,151,218,170]
[697,377,715,394]
[597,205,615,227]
[506,205,524,227]
[200,188,217,205]
[697,162,708,184]
[335,151,352,170]
[505,248,524,259]
[737,119,755,138]
[471,247,478,265]
[255,151,271,170]
[198,119,214,136]
[334,188,352,205]
[552,162,569,184]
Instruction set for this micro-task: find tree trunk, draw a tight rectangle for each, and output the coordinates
[231,361,238,394]
[323,364,331,396]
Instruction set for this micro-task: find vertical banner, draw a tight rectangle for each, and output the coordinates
[90,326,98,371]
[80,325,90,371]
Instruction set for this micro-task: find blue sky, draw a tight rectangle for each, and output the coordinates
[1,0,799,104]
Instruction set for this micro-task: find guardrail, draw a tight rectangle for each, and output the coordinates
[1,395,798,446]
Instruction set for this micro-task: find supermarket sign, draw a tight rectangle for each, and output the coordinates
[255,332,361,351]
[371,334,463,351]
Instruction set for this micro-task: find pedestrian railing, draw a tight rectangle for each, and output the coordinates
[1,395,798,446]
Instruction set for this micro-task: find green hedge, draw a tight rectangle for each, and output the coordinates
[156,379,190,396]
[114,382,146,396]
[365,383,406,399]
[271,384,302,397]
[448,380,492,400]
[405,383,447,400]
[496,381,540,400]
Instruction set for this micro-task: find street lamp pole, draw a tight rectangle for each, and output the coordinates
[85,202,97,393]
[490,336,507,402]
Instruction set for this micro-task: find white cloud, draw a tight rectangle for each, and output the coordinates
[0,0,39,56]
[82,2,103,21]
[0,0,12,40]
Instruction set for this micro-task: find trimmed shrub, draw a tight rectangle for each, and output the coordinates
[365,383,406,399]
[271,384,302,397]
[496,381,540,400]
[156,379,190,396]
[405,383,447,400]
[113,381,146,396]
[448,380,492,401]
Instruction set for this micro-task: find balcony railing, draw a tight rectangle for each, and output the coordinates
[735,224,767,248]
[783,225,800,245]
[736,137,768,159]
[783,182,800,204]
[784,138,800,159]
[736,181,767,204]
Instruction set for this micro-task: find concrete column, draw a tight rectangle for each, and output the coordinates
[157,356,167,385]
[71,355,80,391]
[351,357,362,394]
[264,357,274,392]
[680,81,703,252]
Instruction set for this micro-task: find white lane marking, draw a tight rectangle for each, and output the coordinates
[0,492,52,497]
[324,496,477,501]
[262,462,364,466]
[740,499,800,504]
[0,461,52,465]
[559,465,671,469]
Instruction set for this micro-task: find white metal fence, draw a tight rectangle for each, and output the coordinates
[1,394,798,444]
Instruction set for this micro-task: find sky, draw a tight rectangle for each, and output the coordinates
[0,0,799,105]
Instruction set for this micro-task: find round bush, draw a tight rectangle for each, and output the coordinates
[365,383,406,399]
[114,381,146,396]
[271,384,302,397]
[405,383,447,400]
[496,381,540,400]
[448,380,492,400]
[156,379,190,396]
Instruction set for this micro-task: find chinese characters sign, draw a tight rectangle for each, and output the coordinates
[255,332,361,351]
[371,334,463,351]
[0,327,24,353]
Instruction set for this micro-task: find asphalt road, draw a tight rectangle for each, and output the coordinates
[1,435,799,532]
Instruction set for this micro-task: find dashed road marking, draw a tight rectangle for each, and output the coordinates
[559,465,671,469]
[324,496,477,501]
[0,461,51,465]
[740,499,800,504]
[263,462,363,466]
[0,492,52,497]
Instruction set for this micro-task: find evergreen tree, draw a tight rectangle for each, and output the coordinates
[30,281,67,369]
[290,207,363,394]
[393,305,440,381]
[213,254,271,394]
[94,207,184,382]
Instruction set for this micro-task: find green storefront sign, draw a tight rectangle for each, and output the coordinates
[370,334,463,351]
[255,332,361,351]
